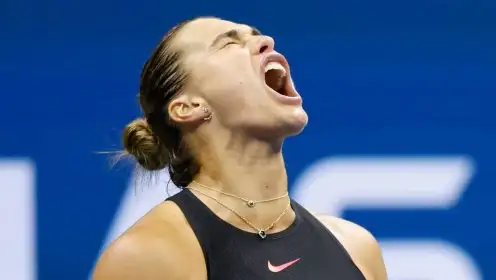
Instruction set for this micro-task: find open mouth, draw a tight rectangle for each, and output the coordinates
[264,62,289,96]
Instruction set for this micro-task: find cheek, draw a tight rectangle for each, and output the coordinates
[189,53,272,118]
[193,65,262,103]
[194,64,243,95]
[207,52,257,84]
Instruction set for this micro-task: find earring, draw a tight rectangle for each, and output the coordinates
[202,107,212,121]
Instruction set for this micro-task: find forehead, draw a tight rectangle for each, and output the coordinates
[172,18,253,50]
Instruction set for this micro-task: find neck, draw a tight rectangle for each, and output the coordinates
[195,136,288,198]
[187,133,295,234]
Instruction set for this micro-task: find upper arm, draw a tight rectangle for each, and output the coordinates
[91,231,190,280]
[317,215,388,280]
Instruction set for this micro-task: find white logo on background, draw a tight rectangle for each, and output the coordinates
[0,159,36,280]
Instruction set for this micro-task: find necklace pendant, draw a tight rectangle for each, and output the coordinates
[247,200,255,207]
[258,230,267,239]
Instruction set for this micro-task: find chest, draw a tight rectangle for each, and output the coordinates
[205,234,366,280]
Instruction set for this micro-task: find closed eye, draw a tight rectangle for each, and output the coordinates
[223,41,238,48]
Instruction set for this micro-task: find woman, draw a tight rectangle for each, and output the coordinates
[92,17,388,280]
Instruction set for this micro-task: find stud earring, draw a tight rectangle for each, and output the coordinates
[202,107,212,121]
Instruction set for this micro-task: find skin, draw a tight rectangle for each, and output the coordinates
[92,17,388,280]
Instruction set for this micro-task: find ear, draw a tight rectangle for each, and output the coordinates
[168,95,211,125]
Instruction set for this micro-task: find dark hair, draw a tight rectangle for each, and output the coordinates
[122,19,199,188]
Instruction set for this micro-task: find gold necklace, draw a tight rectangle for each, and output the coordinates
[191,180,289,208]
[187,186,292,239]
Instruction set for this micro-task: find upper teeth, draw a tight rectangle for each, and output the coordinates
[264,62,286,75]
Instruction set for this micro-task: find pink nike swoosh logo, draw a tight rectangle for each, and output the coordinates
[268,258,301,273]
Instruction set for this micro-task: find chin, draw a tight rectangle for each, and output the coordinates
[282,107,309,136]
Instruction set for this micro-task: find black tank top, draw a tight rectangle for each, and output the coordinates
[167,189,366,280]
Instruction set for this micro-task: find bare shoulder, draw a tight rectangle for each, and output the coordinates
[91,201,206,280]
[316,215,388,280]
[317,215,379,251]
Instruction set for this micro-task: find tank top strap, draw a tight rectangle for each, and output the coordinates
[166,189,223,268]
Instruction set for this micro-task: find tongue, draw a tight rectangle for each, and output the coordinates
[265,69,285,93]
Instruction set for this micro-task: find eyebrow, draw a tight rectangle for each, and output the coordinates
[211,27,262,47]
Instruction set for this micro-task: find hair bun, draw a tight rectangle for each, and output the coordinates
[122,118,169,171]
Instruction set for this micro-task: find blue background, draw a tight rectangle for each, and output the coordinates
[1,0,495,279]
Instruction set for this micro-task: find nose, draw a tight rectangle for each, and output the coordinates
[251,35,275,54]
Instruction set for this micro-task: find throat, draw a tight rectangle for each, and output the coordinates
[194,166,288,201]
[187,134,294,234]
[194,139,289,200]
[190,165,293,235]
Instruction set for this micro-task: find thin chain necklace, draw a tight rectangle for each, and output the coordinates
[191,180,289,208]
[187,186,292,239]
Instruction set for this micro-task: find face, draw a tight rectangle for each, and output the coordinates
[170,18,308,139]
